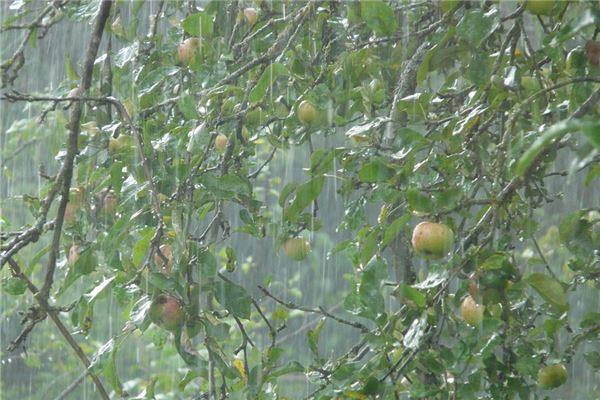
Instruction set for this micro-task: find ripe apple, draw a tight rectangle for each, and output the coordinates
[283,237,310,261]
[67,245,79,267]
[215,134,229,153]
[149,294,185,332]
[538,363,568,389]
[519,0,556,15]
[297,100,319,126]
[460,295,484,326]
[177,37,201,66]
[244,7,258,26]
[411,222,454,259]
[154,244,173,274]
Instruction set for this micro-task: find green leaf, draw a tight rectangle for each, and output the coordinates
[417,27,456,84]
[360,0,397,36]
[132,227,154,267]
[558,210,596,259]
[358,159,394,182]
[456,9,497,47]
[310,148,338,176]
[249,63,288,103]
[214,279,252,319]
[582,121,600,151]
[526,273,568,312]
[382,214,411,247]
[182,12,213,38]
[515,119,591,176]
[2,276,27,295]
[284,176,324,222]
[200,173,252,199]
[177,93,197,120]
[358,257,386,320]
[392,284,426,308]
[307,318,326,359]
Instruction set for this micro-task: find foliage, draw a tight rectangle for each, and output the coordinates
[1,0,600,399]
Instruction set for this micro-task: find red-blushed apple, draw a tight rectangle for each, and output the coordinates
[411,221,454,259]
[177,37,201,66]
[67,244,79,267]
[460,295,484,326]
[149,294,185,332]
[538,363,568,389]
[297,100,319,126]
[244,7,258,26]
[154,244,173,274]
[283,237,310,261]
[215,134,229,153]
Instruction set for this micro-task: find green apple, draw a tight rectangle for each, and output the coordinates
[283,237,310,261]
[177,37,201,66]
[460,295,484,326]
[411,222,454,259]
[149,294,185,332]
[297,100,319,126]
[215,134,229,153]
[538,363,568,389]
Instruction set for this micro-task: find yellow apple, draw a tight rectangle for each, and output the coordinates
[411,222,454,259]
[538,363,568,389]
[244,7,258,26]
[283,237,310,261]
[154,244,173,274]
[149,294,185,332]
[215,134,229,153]
[177,37,201,66]
[297,100,319,126]
[460,295,484,326]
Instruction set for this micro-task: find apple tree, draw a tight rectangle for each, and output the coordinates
[1,0,600,398]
